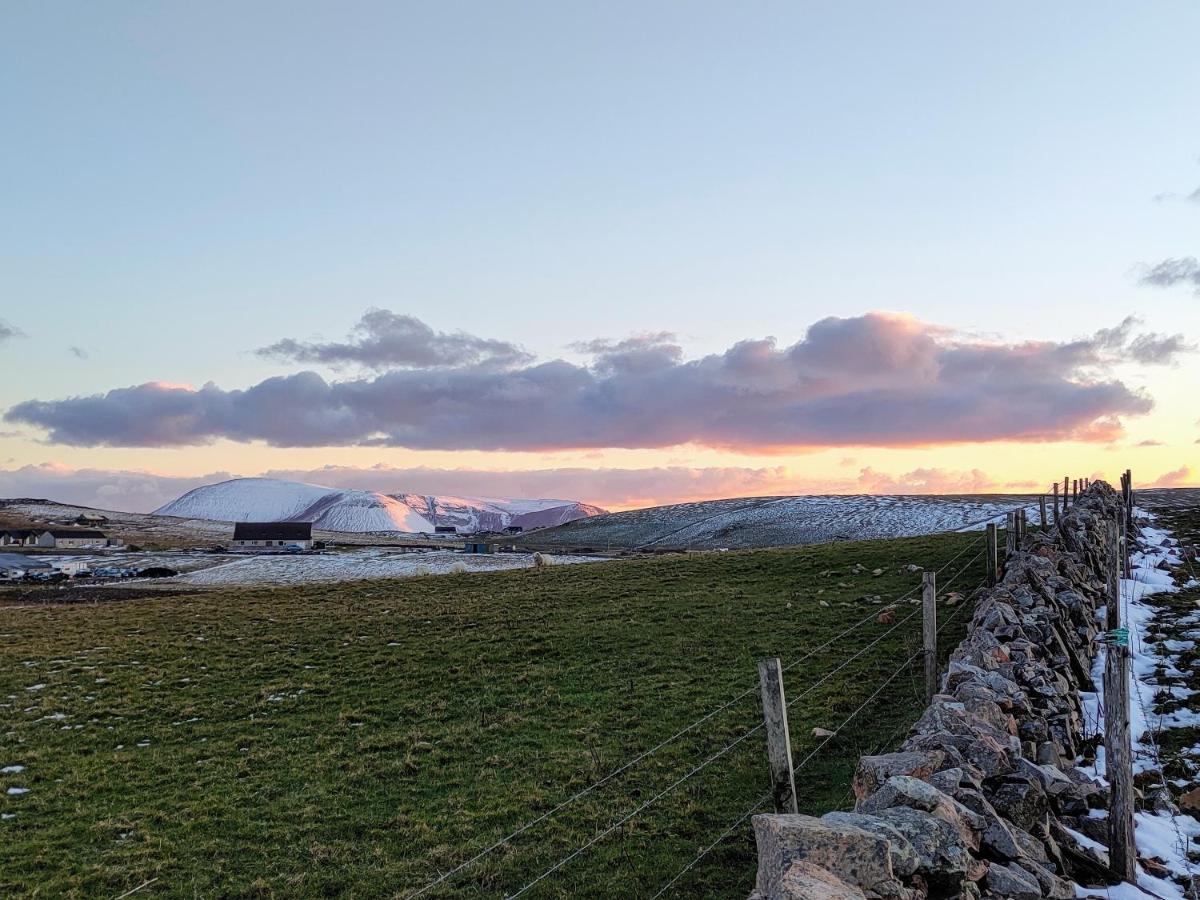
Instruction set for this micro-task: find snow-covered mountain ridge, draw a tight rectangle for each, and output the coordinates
[153,477,605,534]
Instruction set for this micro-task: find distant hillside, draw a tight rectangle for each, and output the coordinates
[154,477,605,534]
[516,492,1048,551]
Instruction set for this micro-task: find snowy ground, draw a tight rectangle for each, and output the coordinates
[523,493,1046,551]
[1077,511,1200,898]
[168,548,600,587]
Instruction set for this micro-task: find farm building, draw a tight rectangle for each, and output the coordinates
[434,525,458,534]
[35,529,110,549]
[0,529,36,546]
[231,521,313,552]
[75,513,109,525]
[462,541,497,554]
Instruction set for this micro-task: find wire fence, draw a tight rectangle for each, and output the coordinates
[405,500,1038,900]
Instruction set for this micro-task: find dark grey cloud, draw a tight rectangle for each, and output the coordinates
[5,313,1177,452]
[570,332,683,375]
[69,346,89,360]
[0,319,24,344]
[256,309,533,370]
[1138,257,1200,294]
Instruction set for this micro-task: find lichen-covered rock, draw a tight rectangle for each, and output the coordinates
[774,860,870,899]
[822,812,921,877]
[852,751,946,802]
[751,814,907,900]
[858,775,986,851]
[982,861,1042,899]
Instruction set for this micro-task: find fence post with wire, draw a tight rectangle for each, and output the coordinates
[744,478,1145,897]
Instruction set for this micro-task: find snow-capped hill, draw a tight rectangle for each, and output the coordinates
[155,477,338,523]
[153,477,603,534]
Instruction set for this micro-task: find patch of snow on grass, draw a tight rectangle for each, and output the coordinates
[1080,510,1200,897]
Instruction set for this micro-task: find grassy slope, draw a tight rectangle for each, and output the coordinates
[0,533,986,899]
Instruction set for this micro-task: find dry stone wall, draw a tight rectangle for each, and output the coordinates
[750,483,1132,899]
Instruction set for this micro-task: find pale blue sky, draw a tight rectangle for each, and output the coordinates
[1,2,1198,505]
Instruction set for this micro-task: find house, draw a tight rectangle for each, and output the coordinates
[36,529,109,549]
[0,529,36,547]
[75,513,109,526]
[231,521,313,552]
[434,525,458,534]
[0,553,51,578]
[463,541,496,554]
[503,525,523,535]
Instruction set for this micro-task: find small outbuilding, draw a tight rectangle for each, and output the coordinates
[231,521,313,552]
[462,541,496,554]
[36,529,109,549]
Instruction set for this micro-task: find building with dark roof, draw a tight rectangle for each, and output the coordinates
[35,529,109,549]
[231,521,313,552]
[0,529,36,547]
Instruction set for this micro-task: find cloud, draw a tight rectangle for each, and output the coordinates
[1138,257,1200,295]
[68,346,89,360]
[5,312,1174,452]
[1136,439,1164,447]
[0,319,24,344]
[1149,465,1194,488]
[256,309,533,370]
[855,466,998,494]
[0,463,236,512]
[570,332,683,375]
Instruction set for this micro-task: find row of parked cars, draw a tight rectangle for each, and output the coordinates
[16,565,178,583]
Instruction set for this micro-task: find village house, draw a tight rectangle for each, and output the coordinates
[35,529,110,549]
[0,529,36,547]
[231,521,313,552]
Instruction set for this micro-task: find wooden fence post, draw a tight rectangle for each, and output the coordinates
[922,571,937,704]
[1039,494,1047,532]
[1125,469,1134,531]
[1052,483,1059,526]
[1063,476,1069,510]
[757,657,797,814]
[1103,519,1136,881]
[986,522,999,586]
[1005,511,1015,558]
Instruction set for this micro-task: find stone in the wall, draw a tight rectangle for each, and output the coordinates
[751,814,909,900]
[852,751,947,802]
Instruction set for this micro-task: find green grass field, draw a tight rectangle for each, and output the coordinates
[0,533,986,899]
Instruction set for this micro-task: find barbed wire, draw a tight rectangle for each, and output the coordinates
[505,719,768,898]
[408,530,994,898]
[406,561,954,898]
[640,647,923,899]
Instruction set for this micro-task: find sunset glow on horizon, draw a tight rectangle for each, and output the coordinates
[1,4,1197,512]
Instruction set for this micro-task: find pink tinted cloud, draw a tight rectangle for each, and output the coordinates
[5,312,1184,453]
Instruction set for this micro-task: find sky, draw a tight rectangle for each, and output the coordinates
[1,1,1198,512]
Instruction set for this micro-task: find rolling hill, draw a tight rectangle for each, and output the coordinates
[153,477,604,534]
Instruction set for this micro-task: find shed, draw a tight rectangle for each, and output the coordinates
[462,542,496,554]
[231,521,314,552]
